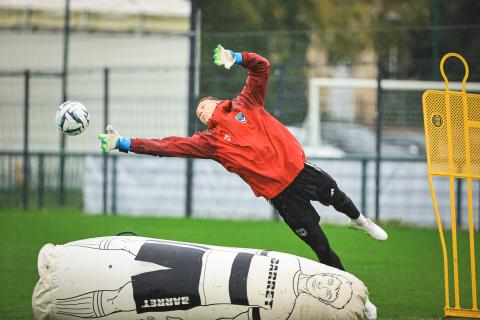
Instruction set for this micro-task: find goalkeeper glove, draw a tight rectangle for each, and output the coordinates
[98,125,131,153]
[213,44,242,69]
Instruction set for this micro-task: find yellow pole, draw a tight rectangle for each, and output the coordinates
[456,57,478,311]
[443,82,460,309]
[422,88,451,309]
[425,52,480,318]
[428,174,450,308]
[440,53,466,309]
[449,175,460,308]
[467,178,478,310]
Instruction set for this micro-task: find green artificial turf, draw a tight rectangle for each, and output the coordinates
[0,208,478,319]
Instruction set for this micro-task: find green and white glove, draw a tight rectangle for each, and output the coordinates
[98,125,131,153]
[213,44,242,69]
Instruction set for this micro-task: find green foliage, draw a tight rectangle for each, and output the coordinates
[312,0,372,63]
[198,0,480,83]
[196,0,476,126]
[198,0,317,124]
[370,0,480,80]
[1,208,479,318]
[194,1,387,124]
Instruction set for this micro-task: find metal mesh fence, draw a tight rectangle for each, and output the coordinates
[0,68,190,153]
[0,152,84,208]
[1,152,478,229]
[0,76,24,151]
[1,26,479,228]
[0,29,64,71]
[107,67,188,138]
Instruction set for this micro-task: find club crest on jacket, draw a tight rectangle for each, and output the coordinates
[235,112,247,123]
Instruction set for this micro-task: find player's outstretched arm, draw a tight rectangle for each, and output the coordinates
[130,132,215,159]
[98,125,131,153]
[98,124,216,159]
[213,44,270,107]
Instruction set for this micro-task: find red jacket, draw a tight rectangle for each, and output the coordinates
[131,52,306,199]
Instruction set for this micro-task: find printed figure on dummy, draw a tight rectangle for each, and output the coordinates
[33,237,368,320]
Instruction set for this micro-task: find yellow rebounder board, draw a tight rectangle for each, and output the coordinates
[422,53,480,318]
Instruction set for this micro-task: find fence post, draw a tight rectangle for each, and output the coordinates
[429,0,440,80]
[185,0,200,218]
[38,153,45,209]
[112,155,117,215]
[361,158,367,215]
[274,64,286,118]
[103,67,110,215]
[374,62,383,221]
[23,69,30,211]
[59,0,71,206]
[8,155,13,187]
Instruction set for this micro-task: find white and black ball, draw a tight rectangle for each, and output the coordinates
[55,101,90,136]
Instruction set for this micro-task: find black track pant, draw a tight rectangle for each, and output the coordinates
[270,163,361,271]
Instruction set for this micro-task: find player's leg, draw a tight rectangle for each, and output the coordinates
[304,163,360,218]
[270,196,345,270]
[300,214,345,270]
[305,163,388,241]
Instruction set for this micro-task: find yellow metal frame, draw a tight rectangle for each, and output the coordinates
[422,53,479,319]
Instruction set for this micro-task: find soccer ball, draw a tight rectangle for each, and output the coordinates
[55,101,90,136]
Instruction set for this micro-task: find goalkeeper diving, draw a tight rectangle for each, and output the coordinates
[99,45,388,319]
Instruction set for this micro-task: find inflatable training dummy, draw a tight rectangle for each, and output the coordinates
[32,236,368,320]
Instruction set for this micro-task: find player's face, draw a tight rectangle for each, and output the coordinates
[306,274,341,302]
[196,99,219,125]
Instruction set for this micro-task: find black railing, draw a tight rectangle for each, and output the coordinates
[2,151,479,230]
